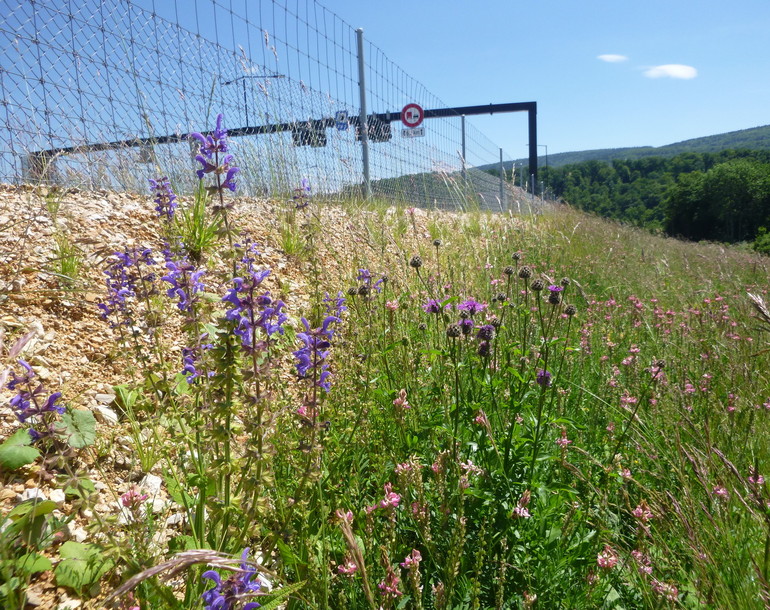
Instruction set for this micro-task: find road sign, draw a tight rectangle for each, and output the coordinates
[401,103,424,128]
[401,127,425,138]
[334,110,348,131]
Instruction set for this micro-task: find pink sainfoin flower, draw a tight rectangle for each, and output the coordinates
[632,500,654,523]
[555,427,572,448]
[335,508,354,523]
[400,549,422,569]
[651,579,678,601]
[121,486,149,509]
[749,468,765,486]
[393,389,411,410]
[385,300,399,311]
[338,558,358,576]
[631,550,653,575]
[597,545,618,570]
[394,462,413,475]
[511,490,531,519]
[712,485,729,500]
[378,564,403,598]
[366,482,401,514]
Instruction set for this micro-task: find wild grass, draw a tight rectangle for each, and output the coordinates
[3,128,770,609]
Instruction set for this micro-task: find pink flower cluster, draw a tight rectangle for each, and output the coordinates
[393,389,411,410]
[511,490,531,519]
[366,482,401,514]
[597,545,618,570]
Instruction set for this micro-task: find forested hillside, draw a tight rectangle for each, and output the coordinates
[499,124,770,170]
[536,150,770,248]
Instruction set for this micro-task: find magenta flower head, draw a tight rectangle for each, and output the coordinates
[422,299,442,314]
[536,369,552,387]
[458,299,487,316]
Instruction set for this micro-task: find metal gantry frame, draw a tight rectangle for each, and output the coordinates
[26,27,538,200]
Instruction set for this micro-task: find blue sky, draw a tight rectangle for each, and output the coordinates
[325,0,770,161]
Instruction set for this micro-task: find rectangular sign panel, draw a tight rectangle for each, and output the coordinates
[401,127,425,138]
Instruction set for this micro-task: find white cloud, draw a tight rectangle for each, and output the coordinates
[598,54,628,63]
[643,64,698,79]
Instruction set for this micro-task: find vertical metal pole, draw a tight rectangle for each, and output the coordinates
[461,115,466,181]
[499,148,504,208]
[243,79,249,127]
[356,28,372,199]
[527,103,538,188]
[530,174,535,200]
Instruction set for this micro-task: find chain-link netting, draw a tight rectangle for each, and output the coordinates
[1,0,520,210]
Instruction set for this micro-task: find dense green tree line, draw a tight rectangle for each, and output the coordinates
[526,150,770,245]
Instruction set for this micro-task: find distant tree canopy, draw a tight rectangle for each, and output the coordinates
[523,149,770,244]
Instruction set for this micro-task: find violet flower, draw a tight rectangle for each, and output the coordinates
[162,250,205,313]
[223,246,287,352]
[148,177,177,220]
[189,113,240,193]
[98,248,157,327]
[6,360,65,441]
[323,291,348,320]
[201,548,261,610]
[536,369,552,387]
[293,178,312,209]
[422,299,442,314]
[293,316,341,392]
[357,268,386,294]
[457,299,487,316]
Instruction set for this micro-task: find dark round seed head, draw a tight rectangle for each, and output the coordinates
[548,292,562,305]
[433,239,442,247]
[560,277,571,287]
[518,266,532,279]
[512,252,522,261]
[496,293,507,303]
[446,323,461,338]
[357,284,370,296]
[477,341,491,358]
[347,286,358,296]
[654,359,666,369]
[477,324,495,341]
[503,266,515,276]
[531,279,545,292]
[488,315,501,329]
[409,255,423,269]
[565,304,578,316]
[418,322,427,331]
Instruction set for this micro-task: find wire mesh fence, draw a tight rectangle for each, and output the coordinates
[1,0,522,210]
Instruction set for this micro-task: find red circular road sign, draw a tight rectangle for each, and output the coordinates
[401,103,424,128]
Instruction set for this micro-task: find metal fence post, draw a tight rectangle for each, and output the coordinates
[499,148,504,209]
[461,115,466,181]
[356,28,372,199]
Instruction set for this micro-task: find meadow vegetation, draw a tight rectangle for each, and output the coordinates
[2,114,770,609]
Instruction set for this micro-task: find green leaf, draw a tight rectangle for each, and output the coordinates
[11,552,52,576]
[54,542,113,592]
[58,409,96,449]
[257,581,306,610]
[6,499,57,522]
[113,384,139,411]
[0,429,40,469]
